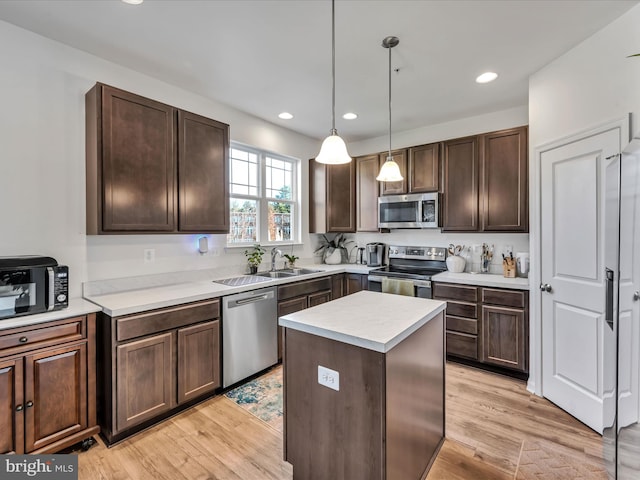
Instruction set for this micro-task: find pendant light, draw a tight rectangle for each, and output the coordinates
[376,36,403,182]
[315,0,352,165]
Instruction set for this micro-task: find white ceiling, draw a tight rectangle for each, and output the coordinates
[0,0,637,142]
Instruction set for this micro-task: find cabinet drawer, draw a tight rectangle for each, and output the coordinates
[433,283,478,302]
[446,331,478,360]
[446,315,477,335]
[278,277,332,301]
[481,288,527,309]
[116,299,220,342]
[308,290,332,307]
[445,301,477,319]
[0,317,86,357]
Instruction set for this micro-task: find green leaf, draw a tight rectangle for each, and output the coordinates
[627,53,640,57]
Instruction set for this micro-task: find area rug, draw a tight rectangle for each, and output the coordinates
[224,365,283,432]
[515,440,607,480]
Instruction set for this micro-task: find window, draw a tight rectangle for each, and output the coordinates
[227,144,299,245]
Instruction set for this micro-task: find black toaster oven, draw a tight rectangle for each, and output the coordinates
[0,256,68,320]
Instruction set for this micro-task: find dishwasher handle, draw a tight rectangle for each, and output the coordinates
[228,290,274,308]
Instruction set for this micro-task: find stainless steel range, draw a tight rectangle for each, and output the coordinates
[367,245,447,298]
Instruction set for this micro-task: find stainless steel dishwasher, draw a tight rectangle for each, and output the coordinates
[222,286,277,388]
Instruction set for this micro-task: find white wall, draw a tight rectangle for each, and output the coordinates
[528,3,640,394]
[0,20,319,297]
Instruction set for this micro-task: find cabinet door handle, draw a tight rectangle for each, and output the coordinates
[19,337,28,343]
[15,404,23,412]
[25,401,33,408]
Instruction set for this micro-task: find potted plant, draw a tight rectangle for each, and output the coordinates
[283,253,299,269]
[314,233,354,265]
[244,244,266,274]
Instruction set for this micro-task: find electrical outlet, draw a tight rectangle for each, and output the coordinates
[318,365,339,391]
[144,248,155,263]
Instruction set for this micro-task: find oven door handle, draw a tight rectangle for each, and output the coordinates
[367,276,431,289]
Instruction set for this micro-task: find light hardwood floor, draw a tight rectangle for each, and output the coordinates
[77,363,607,479]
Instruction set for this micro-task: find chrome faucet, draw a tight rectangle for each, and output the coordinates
[271,247,283,271]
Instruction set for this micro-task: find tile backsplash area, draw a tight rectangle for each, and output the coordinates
[350,230,530,275]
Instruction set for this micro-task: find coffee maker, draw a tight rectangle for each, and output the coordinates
[365,242,386,267]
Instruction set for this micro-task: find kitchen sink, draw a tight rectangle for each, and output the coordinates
[255,268,323,278]
[255,271,297,278]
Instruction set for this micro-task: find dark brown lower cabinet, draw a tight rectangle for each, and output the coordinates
[115,332,174,432]
[0,314,99,454]
[98,299,221,444]
[177,321,220,403]
[346,273,368,295]
[433,282,528,376]
[277,277,332,362]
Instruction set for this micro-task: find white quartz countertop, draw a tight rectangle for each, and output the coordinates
[432,271,530,290]
[279,290,446,353]
[84,264,378,317]
[0,298,102,331]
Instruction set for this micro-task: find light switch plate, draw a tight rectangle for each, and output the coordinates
[318,365,339,391]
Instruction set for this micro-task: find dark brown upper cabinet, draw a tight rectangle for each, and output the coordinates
[480,126,528,232]
[86,83,229,234]
[442,136,480,231]
[378,149,407,196]
[355,154,380,232]
[177,111,229,233]
[408,142,440,193]
[309,160,356,233]
[441,126,528,232]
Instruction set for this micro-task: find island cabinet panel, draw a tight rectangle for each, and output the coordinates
[379,149,408,196]
[284,311,445,480]
[0,314,99,454]
[86,83,230,234]
[356,154,381,232]
[309,160,356,233]
[408,143,440,193]
[97,299,221,444]
[285,329,386,480]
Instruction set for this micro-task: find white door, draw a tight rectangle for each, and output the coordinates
[618,141,640,428]
[540,125,622,433]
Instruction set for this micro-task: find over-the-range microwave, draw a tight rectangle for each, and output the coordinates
[378,192,439,229]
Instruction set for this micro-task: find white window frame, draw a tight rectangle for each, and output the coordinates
[227,142,300,247]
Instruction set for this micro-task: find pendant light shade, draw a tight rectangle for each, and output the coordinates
[316,129,351,164]
[315,0,351,165]
[376,36,403,182]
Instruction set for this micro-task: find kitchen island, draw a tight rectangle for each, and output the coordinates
[279,290,446,480]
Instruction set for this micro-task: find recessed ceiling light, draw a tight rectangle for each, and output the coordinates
[278,112,294,120]
[476,72,498,84]
[122,0,144,4]
[342,113,358,120]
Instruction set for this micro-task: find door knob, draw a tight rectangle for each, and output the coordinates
[539,283,552,293]
[634,291,640,301]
